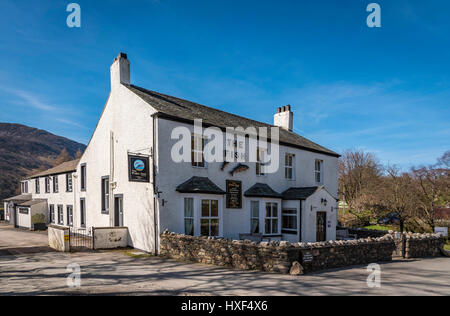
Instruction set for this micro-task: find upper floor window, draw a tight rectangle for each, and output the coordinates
[315,160,323,184]
[285,153,295,180]
[101,176,110,214]
[80,164,87,191]
[53,176,59,193]
[45,177,51,193]
[66,173,73,192]
[35,178,40,194]
[191,135,205,168]
[21,181,28,194]
[256,148,266,176]
[265,202,279,235]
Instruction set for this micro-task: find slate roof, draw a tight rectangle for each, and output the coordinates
[282,186,321,200]
[3,194,32,203]
[27,159,80,179]
[244,183,282,199]
[176,177,225,195]
[18,199,47,207]
[126,85,339,157]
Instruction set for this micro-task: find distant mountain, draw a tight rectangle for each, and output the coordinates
[0,123,86,200]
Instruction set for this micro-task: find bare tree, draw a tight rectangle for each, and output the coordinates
[339,149,382,223]
[411,151,450,230]
[377,166,418,232]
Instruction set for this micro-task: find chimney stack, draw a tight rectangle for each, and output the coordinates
[274,105,293,131]
[110,52,130,89]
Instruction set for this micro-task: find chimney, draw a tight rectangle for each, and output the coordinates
[110,52,130,89]
[274,105,293,131]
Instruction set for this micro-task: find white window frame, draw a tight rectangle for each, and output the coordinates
[67,205,73,227]
[66,173,73,192]
[282,209,298,235]
[45,177,51,193]
[57,205,64,225]
[49,205,55,224]
[285,153,295,180]
[256,148,266,176]
[53,176,59,193]
[200,199,220,237]
[264,202,279,235]
[191,134,206,168]
[315,159,323,184]
[35,178,40,194]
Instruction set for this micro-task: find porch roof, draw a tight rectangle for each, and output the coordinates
[18,199,47,207]
[3,194,32,203]
[281,186,321,200]
[244,183,282,199]
[176,177,226,195]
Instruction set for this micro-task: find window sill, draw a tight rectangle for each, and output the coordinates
[101,211,109,215]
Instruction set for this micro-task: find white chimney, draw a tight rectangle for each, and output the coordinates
[274,105,293,131]
[110,52,130,89]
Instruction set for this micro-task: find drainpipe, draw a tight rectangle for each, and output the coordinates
[110,131,115,227]
[152,115,159,255]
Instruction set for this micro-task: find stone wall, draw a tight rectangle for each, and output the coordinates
[160,231,396,274]
[402,233,446,258]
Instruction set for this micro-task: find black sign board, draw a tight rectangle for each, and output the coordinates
[128,155,150,183]
[226,180,242,209]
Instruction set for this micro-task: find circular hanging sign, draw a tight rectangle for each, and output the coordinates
[133,160,145,172]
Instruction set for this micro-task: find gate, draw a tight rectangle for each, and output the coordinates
[69,227,93,251]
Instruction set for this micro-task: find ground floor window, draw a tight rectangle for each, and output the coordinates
[49,205,55,223]
[80,198,86,228]
[57,205,63,225]
[282,209,297,235]
[265,202,279,235]
[201,199,219,237]
[184,198,194,236]
[250,201,260,234]
[67,205,73,227]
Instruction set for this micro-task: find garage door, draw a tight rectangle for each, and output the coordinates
[16,208,30,229]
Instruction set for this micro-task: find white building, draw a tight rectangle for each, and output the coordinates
[4,53,340,254]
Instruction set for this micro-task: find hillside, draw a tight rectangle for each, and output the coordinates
[0,123,86,200]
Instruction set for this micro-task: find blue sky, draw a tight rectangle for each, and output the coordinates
[0,0,448,169]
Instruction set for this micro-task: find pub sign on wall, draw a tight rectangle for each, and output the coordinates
[128,155,150,183]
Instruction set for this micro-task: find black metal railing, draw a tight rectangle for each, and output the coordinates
[69,227,93,250]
